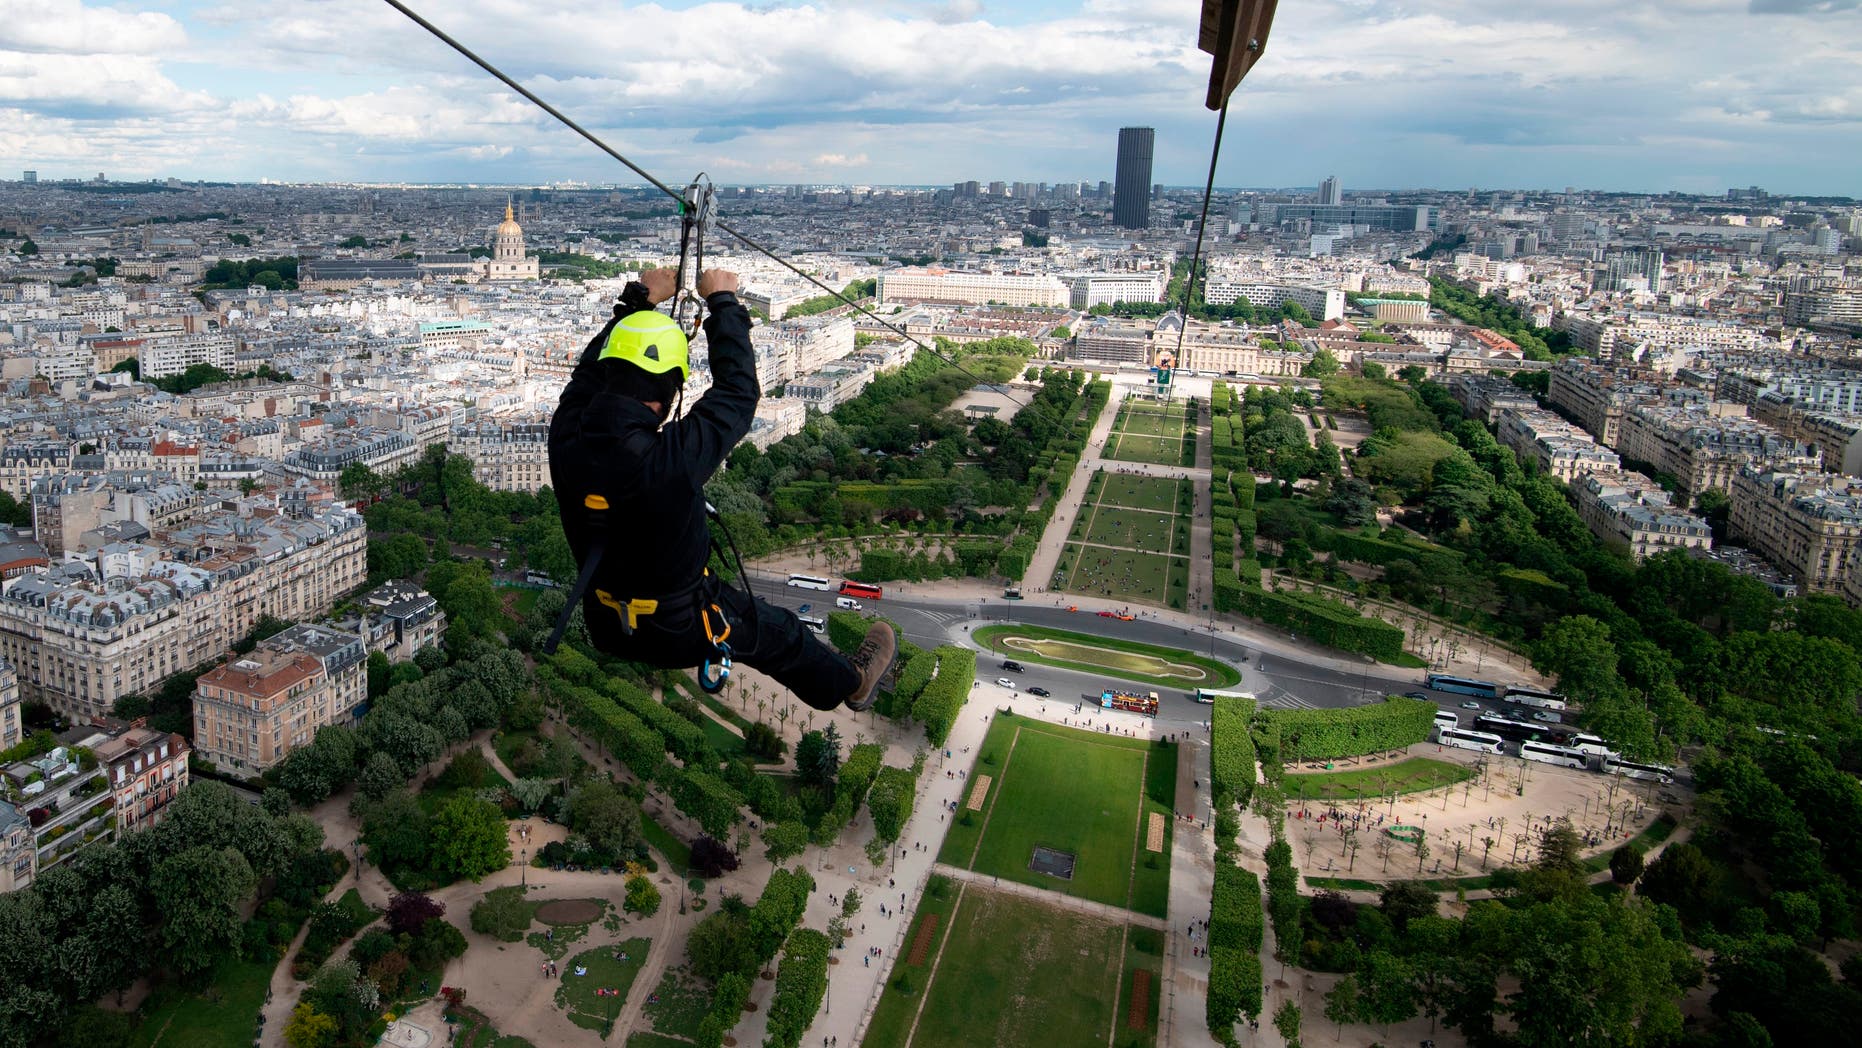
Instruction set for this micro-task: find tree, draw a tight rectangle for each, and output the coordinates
[386,891,445,936]
[1325,974,1360,1037]
[283,1003,338,1048]
[1302,346,1341,378]
[1273,1000,1302,1045]
[763,821,810,865]
[690,835,740,878]
[567,781,643,861]
[361,791,432,876]
[150,846,257,976]
[469,887,532,941]
[1609,844,1645,886]
[624,874,662,916]
[1532,615,1622,703]
[356,751,404,803]
[1356,950,1416,1035]
[1379,881,1438,932]
[430,796,509,882]
[795,726,841,788]
[1361,361,1388,380]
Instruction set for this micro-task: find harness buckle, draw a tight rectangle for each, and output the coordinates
[595,590,659,635]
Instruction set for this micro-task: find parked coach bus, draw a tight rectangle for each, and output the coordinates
[1520,740,1589,769]
[1433,709,1459,734]
[1502,686,1569,712]
[786,574,833,591]
[1194,688,1256,705]
[1603,757,1676,785]
[1438,728,1504,754]
[839,581,884,600]
[1424,674,1501,699]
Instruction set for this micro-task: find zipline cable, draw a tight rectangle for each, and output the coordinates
[1171,97,1230,368]
[380,0,1062,422]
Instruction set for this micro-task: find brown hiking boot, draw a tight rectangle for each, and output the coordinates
[843,621,898,711]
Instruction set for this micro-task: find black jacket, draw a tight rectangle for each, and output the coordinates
[548,284,759,644]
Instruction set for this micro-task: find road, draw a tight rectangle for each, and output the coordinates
[747,573,1430,730]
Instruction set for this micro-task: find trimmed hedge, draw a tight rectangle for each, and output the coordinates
[606,678,709,765]
[1208,864,1263,952]
[765,928,831,1048]
[912,646,974,746]
[867,764,918,844]
[837,743,883,808]
[1215,585,1404,662]
[549,672,665,781]
[894,648,937,706]
[1210,695,1258,807]
[1259,696,1435,762]
[1208,945,1263,1034]
[665,766,744,839]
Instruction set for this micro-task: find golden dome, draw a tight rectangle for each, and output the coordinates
[496,201,523,236]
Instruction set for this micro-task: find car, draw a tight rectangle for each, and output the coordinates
[995,677,1016,689]
[1404,691,1430,701]
[1097,610,1116,618]
[1460,700,1482,710]
[1027,686,1051,697]
[1531,710,1561,723]
[1000,660,1025,672]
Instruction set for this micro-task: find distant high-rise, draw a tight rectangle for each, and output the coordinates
[1317,175,1340,205]
[21,170,35,184]
[1114,127,1154,230]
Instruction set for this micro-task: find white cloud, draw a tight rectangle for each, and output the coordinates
[812,152,868,166]
[0,0,186,54]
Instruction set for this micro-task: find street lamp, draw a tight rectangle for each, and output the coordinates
[521,848,527,888]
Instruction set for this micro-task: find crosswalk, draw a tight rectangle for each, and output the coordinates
[1256,685,1320,710]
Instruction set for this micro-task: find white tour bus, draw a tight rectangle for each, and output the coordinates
[1193,688,1256,705]
[1520,740,1589,769]
[1433,709,1459,734]
[1438,728,1504,754]
[786,574,833,591]
[1567,733,1617,759]
[1603,756,1676,784]
[798,615,826,634]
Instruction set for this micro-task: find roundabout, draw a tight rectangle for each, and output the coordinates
[971,624,1243,689]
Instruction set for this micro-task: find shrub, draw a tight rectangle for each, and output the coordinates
[468,886,533,942]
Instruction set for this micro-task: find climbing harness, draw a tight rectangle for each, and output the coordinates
[670,175,717,340]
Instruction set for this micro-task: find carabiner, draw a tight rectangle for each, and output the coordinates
[699,640,733,693]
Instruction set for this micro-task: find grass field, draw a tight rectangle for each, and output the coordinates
[1062,470,1192,608]
[1096,473,1185,513]
[938,713,1175,917]
[641,816,692,874]
[1285,758,1475,801]
[1114,926,1165,1048]
[631,965,709,1048]
[903,889,1126,1048]
[132,954,274,1048]
[555,939,650,1035]
[972,624,1239,689]
[1105,402,1195,467]
[862,876,964,1048]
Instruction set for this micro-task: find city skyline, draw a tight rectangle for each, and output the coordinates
[1,1,1859,194]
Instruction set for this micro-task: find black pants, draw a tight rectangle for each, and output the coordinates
[588,576,857,711]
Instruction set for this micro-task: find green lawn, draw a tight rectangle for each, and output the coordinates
[641,816,691,874]
[1284,758,1475,801]
[1105,432,1186,466]
[131,954,274,1048]
[904,889,1125,1048]
[555,939,650,1036]
[1114,926,1166,1048]
[972,624,1241,689]
[862,876,963,1048]
[1096,474,1184,513]
[637,965,710,1045]
[1084,508,1179,550]
[941,715,1169,917]
[1060,544,1183,607]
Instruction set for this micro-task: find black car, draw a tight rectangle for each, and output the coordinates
[1001,660,1025,673]
[1027,686,1051,697]
[1404,691,1430,701]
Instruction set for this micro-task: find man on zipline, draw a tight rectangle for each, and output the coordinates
[548,267,896,711]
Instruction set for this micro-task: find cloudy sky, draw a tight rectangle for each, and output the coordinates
[2,0,1859,194]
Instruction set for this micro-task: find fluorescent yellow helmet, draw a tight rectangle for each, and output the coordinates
[598,310,689,380]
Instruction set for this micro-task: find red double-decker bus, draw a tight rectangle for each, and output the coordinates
[839,581,884,600]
